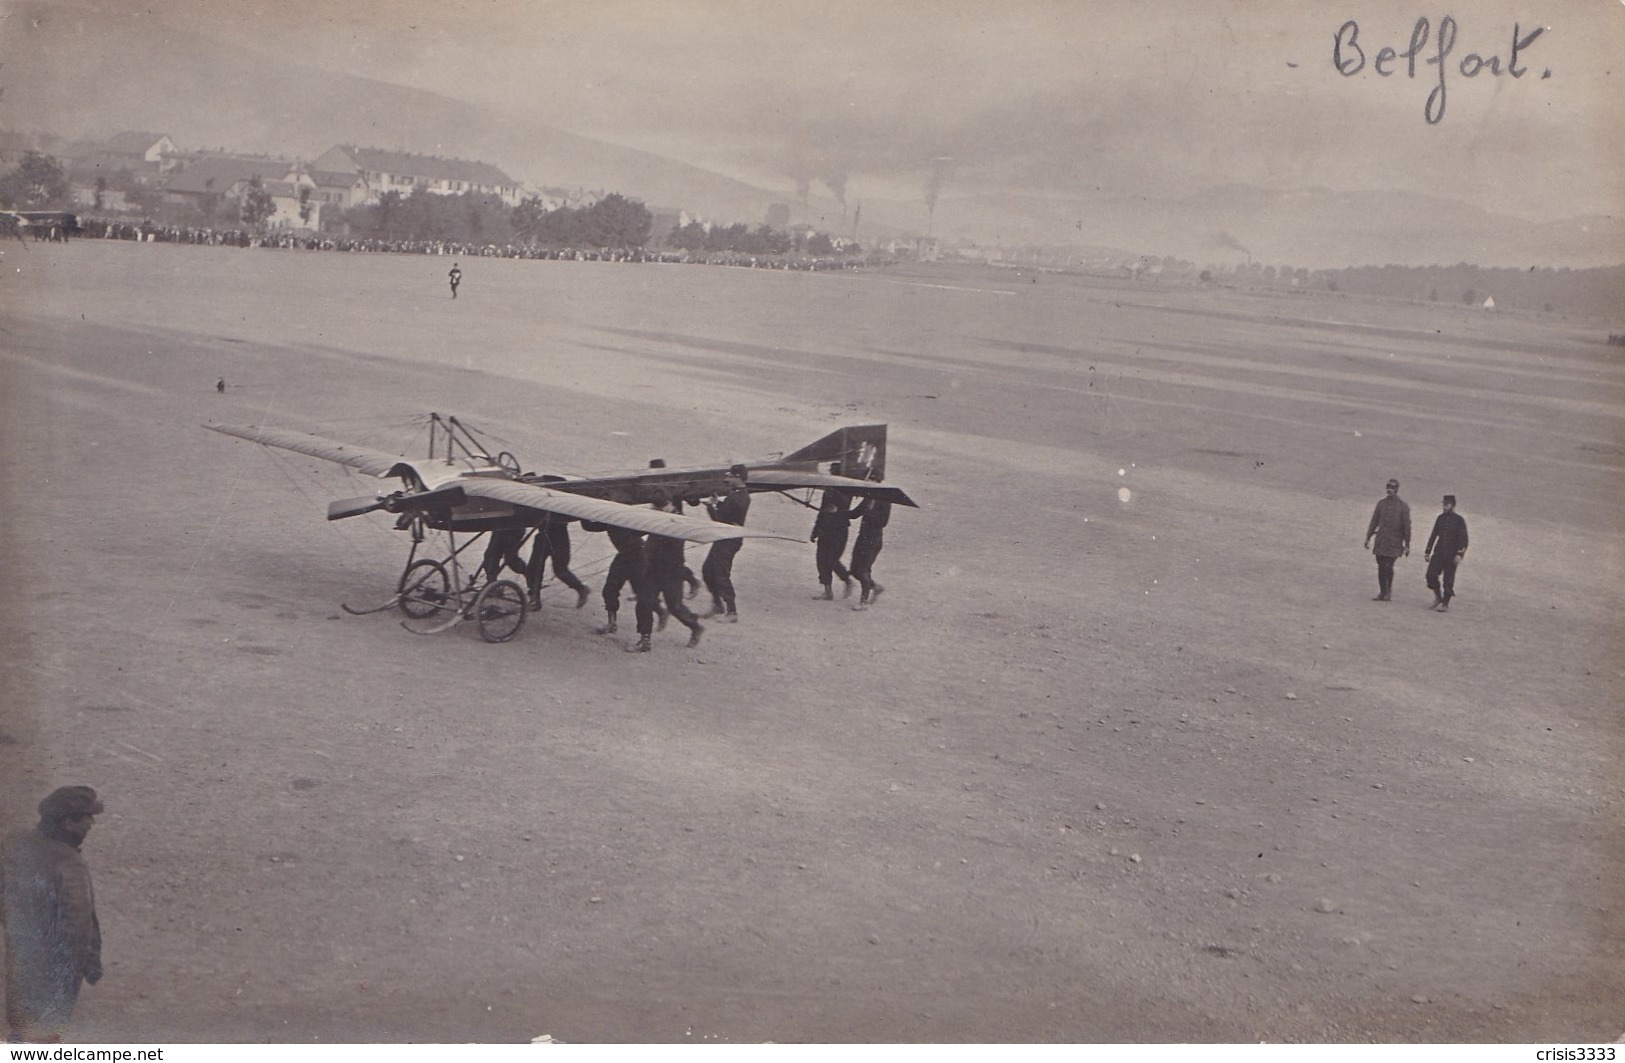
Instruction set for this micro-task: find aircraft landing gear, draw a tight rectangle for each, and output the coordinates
[472,579,527,643]
[398,559,452,620]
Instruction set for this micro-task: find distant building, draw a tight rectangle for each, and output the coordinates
[311,145,524,207]
[308,169,368,211]
[101,132,178,168]
[161,156,320,230]
[69,184,130,212]
[518,186,567,212]
[886,236,939,261]
[67,132,180,180]
[64,132,180,195]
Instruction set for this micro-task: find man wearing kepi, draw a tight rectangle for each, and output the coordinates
[1363,477,1411,601]
[1424,494,1469,611]
[1,786,104,1043]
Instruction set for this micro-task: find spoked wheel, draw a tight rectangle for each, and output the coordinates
[473,579,527,643]
[398,559,452,620]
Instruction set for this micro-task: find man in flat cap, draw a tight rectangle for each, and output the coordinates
[1363,477,1411,601]
[1424,495,1470,611]
[1,786,104,1042]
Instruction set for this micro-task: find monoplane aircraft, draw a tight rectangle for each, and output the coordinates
[204,414,915,642]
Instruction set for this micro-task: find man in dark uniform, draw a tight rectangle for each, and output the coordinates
[628,500,704,652]
[585,521,648,636]
[479,528,528,586]
[646,459,701,599]
[448,262,462,299]
[1363,477,1411,601]
[810,465,860,600]
[523,516,592,610]
[849,495,891,610]
[2,787,104,1043]
[1424,494,1470,611]
[701,466,750,622]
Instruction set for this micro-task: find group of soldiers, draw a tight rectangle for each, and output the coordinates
[479,463,893,654]
[1364,477,1471,610]
[585,467,747,655]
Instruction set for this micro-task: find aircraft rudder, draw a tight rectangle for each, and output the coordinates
[783,424,888,480]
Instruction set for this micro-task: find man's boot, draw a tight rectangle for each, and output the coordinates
[594,612,618,635]
[626,634,652,653]
[686,623,704,649]
[575,586,591,609]
[816,584,834,600]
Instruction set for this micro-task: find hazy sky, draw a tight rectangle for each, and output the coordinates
[77,0,1625,220]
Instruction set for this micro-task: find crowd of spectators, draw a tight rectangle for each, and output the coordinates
[77,217,896,272]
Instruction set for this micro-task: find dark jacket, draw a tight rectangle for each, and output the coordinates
[587,523,648,578]
[706,487,750,527]
[1,826,101,986]
[1426,511,1469,557]
[810,491,858,542]
[850,498,891,568]
[1366,496,1411,556]
[644,533,688,577]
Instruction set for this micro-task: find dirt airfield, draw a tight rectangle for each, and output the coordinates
[0,240,1620,1043]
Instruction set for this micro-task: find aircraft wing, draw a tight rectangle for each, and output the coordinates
[206,423,425,482]
[747,470,918,508]
[461,480,796,544]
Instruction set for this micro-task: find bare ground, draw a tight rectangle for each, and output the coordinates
[1,241,1621,1043]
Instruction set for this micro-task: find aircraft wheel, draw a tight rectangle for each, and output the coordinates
[474,579,527,643]
[398,559,452,619]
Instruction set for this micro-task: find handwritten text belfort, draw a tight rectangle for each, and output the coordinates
[1334,17,1548,124]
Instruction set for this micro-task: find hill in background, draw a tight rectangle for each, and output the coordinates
[1,0,1619,269]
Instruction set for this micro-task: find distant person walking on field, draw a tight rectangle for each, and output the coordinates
[1364,477,1411,601]
[2,786,104,1043]
[1423,494,1469,611]
[448,263,462,299]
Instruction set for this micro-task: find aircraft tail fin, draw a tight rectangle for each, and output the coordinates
[782,424,889,481]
